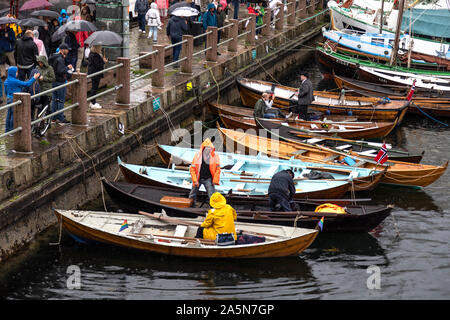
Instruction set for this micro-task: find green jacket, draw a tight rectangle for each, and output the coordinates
[36,55,55,96]
[254,98,266,118]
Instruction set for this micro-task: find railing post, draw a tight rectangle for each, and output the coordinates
[287,2,296,25]
[299,0,307,19]
[307,0,313,15]
[246,15,256,45]
[275,4,284,30]
[116,57,130,106]
[206,26,218,63]
[71,72,88,126]
[228,19,238,52]
[152,45,165,88]
[262,8,271,36]
[13,92,32,154]
[181,35,193,74]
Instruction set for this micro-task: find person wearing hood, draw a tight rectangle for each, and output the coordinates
[36,55,55,112]
[145,2,162,43]
[14,29,38,81]
[202,3,217,32]
[166,14,188,66]
[134,0,150,33]
[268,169,296,212]
[195,192,237,241]
[4,66,40,133]
[58,9,69,26]
[189,138,221,206]
[33,30,47,58]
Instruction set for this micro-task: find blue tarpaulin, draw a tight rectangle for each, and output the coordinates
[401,9,450,38]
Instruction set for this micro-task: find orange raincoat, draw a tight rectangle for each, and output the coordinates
[189,139,221,186]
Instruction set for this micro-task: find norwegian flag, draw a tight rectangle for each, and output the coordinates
[374,143,389,164]
[406,79,416,102]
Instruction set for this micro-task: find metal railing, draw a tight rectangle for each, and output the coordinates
[1,1,329,152]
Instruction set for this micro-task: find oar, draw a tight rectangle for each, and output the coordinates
[138,211,279,239]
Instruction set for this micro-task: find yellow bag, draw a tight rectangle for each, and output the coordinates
[314,203,347,214]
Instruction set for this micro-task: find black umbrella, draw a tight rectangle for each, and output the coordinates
[85,31,123,46]
[0,16,19,25]
[30,10,60,19]
[51,19,97,42]
[18,17,48,27]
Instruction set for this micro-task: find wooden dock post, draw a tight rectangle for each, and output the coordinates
[206,26,218,62]
[71,72,88,126]
[152,45,165,88]
[181,35,193,74]
[228,19,239,52]
[13,92,32,154]
[116,57,131,106]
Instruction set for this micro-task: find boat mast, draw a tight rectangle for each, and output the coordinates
[389,0,406,66]
[379,0,385,34]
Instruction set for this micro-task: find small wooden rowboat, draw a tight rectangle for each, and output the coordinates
[253,118,424,163]
[118,157,353,199]
[101,178,393,233]
[221,114,398,139]
[334,75,450,118]
[236,77,409,122]
[156,144,385,192]
[208,102,359,122]
[218,126,449,188]
[53,209,319,258]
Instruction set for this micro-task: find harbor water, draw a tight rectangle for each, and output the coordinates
[0,64,449,300]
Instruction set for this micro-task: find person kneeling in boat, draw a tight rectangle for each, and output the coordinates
[195,192,237,240]
[254,92,287,119]
[268,169,296,212]
[189,138,221,206]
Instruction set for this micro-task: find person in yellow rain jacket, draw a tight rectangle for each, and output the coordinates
[189,138,221,206]
[195,192,237,241]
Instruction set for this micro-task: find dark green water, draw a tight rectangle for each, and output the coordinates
[0,64,449,300]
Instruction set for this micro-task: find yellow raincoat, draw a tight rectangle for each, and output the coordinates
[201,192,237,241]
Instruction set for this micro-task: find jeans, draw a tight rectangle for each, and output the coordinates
[138,14,146,31]
[148,26,158,41]
[18,67,33,81]
[5,98,13,133]
[51,81,67,122]
[269,192,293,212]
[233,2,239,19]
[189,178,216,205]
[170,36,182,63]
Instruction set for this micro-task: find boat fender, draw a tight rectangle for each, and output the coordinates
[314,203,347,214]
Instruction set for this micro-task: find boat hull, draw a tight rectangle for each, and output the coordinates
[54,210,319,258]
[102,179,392,233]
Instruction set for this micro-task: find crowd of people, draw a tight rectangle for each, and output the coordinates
[0,2,107,133]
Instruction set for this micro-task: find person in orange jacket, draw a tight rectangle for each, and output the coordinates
[189,138,221,206]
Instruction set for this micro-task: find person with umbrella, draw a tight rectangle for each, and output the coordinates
[63,30,80,70]
[134,0,150,33]
[87,45,108,109]
[166,12,188,67]
[14,29,38,80]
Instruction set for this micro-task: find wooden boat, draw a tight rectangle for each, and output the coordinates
[218,126,449,188]
[221,114,399,139]
[316,46,450,98]
[252,118,424,163]
[334,75,450,118]
[208,101,359,122]
[101,178,393,233]
[156,144,385,192]
[53,209,319,258]
[236,77,409,122]
[118,157,353,199]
